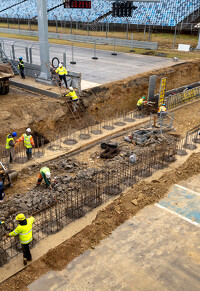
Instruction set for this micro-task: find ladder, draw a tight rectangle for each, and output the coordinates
[45,62,87,130]
[0,44,19,75]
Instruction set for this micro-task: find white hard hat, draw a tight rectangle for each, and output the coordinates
[59,63,62,67]
[46,171,51,179]
[26,128,31,133]
[69,86,73,91]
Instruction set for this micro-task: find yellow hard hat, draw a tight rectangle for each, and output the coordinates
[16,213,26,221]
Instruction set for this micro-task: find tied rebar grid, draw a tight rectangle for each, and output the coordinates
[0,142,177,266]
[166,87,200,110]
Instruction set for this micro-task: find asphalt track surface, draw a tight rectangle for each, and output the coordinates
[28,176,200,291]
[1,37,175,87]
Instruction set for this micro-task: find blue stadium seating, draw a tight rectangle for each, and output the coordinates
[0,0,199,27]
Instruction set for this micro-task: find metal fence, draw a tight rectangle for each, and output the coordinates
[0,141,177,266]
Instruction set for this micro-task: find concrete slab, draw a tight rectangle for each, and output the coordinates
[1,37,177,90]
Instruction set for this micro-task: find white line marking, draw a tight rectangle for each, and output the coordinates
[175,184,200,196]
[155,203,200,227]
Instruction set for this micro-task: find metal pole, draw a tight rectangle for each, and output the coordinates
[6,14,9,28]
[111,38,117,55]
[173,25,177,49]
[63,52,67,67]
[11,44,15,60]
[18,15,20,30]
[25,46,29,62]
[126,19,128,40]
[29,48,32,63]
[130,33,135,52]
[92,41,98,59]
[70,17,72,34]
[106,19,108,38]
[148,21,151,41]
[55,16,58,33]
[70,43,76,64]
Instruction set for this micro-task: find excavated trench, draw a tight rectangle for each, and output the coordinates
[0,59,200,268]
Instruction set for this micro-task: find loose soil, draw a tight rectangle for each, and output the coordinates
[0,59,199,150]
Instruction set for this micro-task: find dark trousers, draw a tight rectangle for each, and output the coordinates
[26,147,32,159]
[22,243,32,260]
[58,75,67,87]
[20,68,25,79]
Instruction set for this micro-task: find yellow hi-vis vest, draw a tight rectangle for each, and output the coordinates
[56,66,67,75]
[6,134,14,149]
[158,106,167,113]
[9,217,35,244]
[66,90,78,101]
[24,134,32,148]
[40,167,50,175]
[137,98,144,106]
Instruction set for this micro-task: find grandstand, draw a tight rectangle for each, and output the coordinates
[0,0,199,28]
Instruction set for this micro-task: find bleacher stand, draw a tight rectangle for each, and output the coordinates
[0,0,199,26]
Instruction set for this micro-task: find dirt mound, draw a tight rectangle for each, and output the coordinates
[84,59,200,121]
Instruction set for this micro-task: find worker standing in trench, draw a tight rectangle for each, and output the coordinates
[15,128,35,160]
[5,132,17,163]
[6,213,35,266]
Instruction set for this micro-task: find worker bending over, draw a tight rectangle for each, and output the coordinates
[37,167,52,189]
[5,132,17,163]
[0,162,13,188]
[65,87,79,112]
[16,128,35,160]
[6,214,35,265]
[18,57,25,79]
[158,103,167,117]
[137,96,146,111]
[56,63,68,87]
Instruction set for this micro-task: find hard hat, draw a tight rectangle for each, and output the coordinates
[19,57,22,60]
[69,86,73,91]
[162,103,165,106]
[45,171,51,179]
[59,63,63,67]
[12,132,17,137]
[142,96,145,99]
[26,128,31,133]
[16,213,26,221]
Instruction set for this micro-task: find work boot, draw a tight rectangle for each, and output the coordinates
[23,258,27,266]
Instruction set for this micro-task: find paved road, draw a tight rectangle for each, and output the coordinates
[1,37,175,88]
[28,176,200,291]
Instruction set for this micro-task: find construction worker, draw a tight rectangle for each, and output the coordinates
[15,128,35,160]
[55,63,68,87]
[137,96,146,111]
[5,132,17,163]
[18,57,25,79]
[0,181,5,203]
[0,162,13,188]
[65,86,79,112]
[158,103,167,117]
[6,214,35,265]
[0,221,5,225]
[37,167,52,189]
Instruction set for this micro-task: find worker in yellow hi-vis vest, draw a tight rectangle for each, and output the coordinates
[55,63,68,87]
[6,213,35,265]
[65,86,79,112]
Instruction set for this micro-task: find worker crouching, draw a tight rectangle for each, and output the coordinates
[158,103,167,117]
[37,167,52,189]
[137,96,146,111]
[6,213,35,266]
[16,128,35,160]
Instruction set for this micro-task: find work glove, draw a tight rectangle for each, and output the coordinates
[6,233,10,238]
